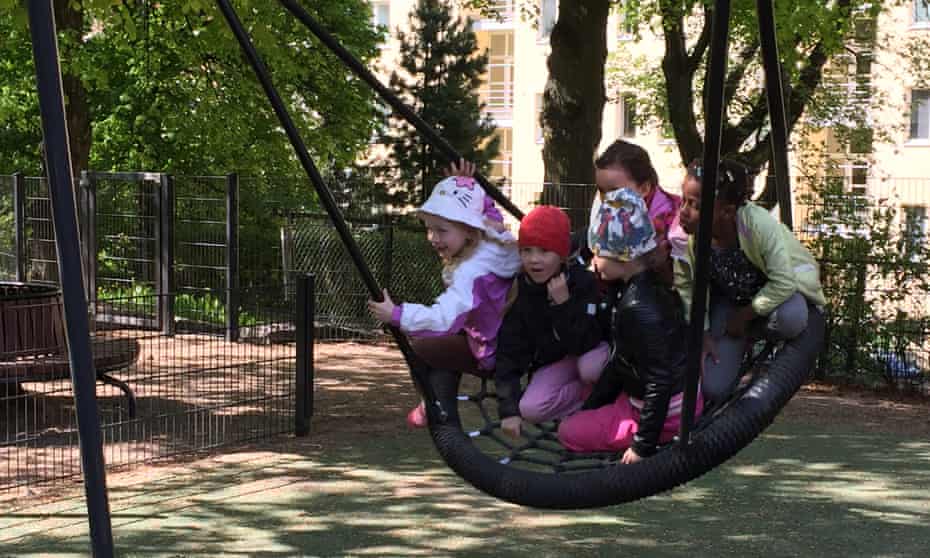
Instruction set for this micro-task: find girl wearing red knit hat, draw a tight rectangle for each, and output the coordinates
[494,205,610,439]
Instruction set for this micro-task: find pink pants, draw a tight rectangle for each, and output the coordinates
[558,390,703,453]
[518,342,610,423]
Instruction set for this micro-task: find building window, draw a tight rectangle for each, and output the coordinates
[539,0,557,40]
[621,94,637,138]
[483,32,514,121]
[903,205,928,256]
[910,89,930,140]
[535,93,545,143]
[916,0,930,24]
[617,0,635,40]
[490,128,513,181]
[372,2,390,29]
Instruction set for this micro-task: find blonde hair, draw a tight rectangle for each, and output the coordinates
[439,222,516,286]
[440,224,484,285]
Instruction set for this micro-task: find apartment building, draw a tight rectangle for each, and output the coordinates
[368,0,686,210]
[369,0,929,248]
[798,2,929,249]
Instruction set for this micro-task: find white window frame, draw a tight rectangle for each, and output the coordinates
[914,0,930,28]
[538,0,558,42]
[371,2,390,33]
[616,0,635,42]
[908,89,930,144]
[621,94,637,138]
[535,93,545,144]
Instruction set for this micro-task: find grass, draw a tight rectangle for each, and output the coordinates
[96,283,260,327]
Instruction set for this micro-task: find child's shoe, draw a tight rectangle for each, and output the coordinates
[406,401,427,428]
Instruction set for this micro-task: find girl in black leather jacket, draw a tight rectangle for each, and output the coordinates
[558,188,703,463]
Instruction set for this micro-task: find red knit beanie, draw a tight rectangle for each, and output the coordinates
[519,205,571,259]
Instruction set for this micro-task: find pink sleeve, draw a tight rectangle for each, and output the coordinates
[390,305,403,327]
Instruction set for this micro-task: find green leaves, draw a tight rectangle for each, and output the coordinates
[0,0,381,180]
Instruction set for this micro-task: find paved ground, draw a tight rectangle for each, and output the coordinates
[1,343,928,557]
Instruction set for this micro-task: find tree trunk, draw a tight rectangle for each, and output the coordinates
[53,1,91,176]
[540,1,609,228]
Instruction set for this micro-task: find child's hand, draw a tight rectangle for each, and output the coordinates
[367,289,396,324]
[484,218,509,233]
[725,305,756,338]
[547,272,570,305]
[501,416,522,438]
[444,158,476,177]
[593,256,624,282]
[621,447,642,464]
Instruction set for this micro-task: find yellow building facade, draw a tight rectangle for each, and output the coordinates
[369,0,929,244]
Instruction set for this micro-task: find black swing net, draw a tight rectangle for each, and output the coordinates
[216,0,825,509]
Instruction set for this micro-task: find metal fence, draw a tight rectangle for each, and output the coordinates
[282,213,442,339]
[282,177,929,388]
[0,281,303,492]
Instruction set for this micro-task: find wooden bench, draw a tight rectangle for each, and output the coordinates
[0,282,140,417]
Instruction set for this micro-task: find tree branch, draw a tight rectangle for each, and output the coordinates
[660,0,702,163]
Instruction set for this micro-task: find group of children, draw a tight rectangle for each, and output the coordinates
[368,140,826,463]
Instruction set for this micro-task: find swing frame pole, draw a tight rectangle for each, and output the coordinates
[214,0,444,419]
[28,0,115,554]
[278,0,523,220]
[680,0,731,444]
[757,0,793,227]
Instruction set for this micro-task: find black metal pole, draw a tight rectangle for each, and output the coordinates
[27,1,114,555]
[85,173,97,305]
[756,0,793,227]
[13,171,26,282]
[160,173,175,336]
[680,0,731,444]
[214,0,444,420]
[226,172,240,342]
[295,273,315,436]
[277,0,523,221]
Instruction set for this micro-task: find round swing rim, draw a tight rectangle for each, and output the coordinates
[424,308,824,509]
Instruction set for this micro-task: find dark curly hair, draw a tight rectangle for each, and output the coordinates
[686,158,754,206]
[595,140,659,188]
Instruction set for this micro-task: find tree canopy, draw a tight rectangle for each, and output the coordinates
[0,0,382,180]
[464,0,894,194]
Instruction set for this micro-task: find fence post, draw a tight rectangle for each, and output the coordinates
[226,173,240,342]
[295,273,315,436]
[846,264,867,373]
[159,174,175,336]
[84,173,97,306]
[382,216,394,292]
[13,172,26,282]
[281,213,294,301]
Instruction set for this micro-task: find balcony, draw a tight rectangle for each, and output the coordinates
[479,81,514,123]
[471,0,515,30]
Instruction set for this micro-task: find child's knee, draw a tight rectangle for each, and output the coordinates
[519,396,553,423]
[577,342,610,383]
[772,296,808,339]
[701,360,739,404]
[557,415,587,451]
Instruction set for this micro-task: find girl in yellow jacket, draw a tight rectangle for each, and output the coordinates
[675,159,826,406]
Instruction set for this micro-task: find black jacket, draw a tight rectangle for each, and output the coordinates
[495,264,605,419]
[607,270,688,457]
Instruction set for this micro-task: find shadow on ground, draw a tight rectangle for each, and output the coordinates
[5,417,930,558]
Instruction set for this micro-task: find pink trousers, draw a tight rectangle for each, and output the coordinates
[518,342,610,423]
[557,390,703,453]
